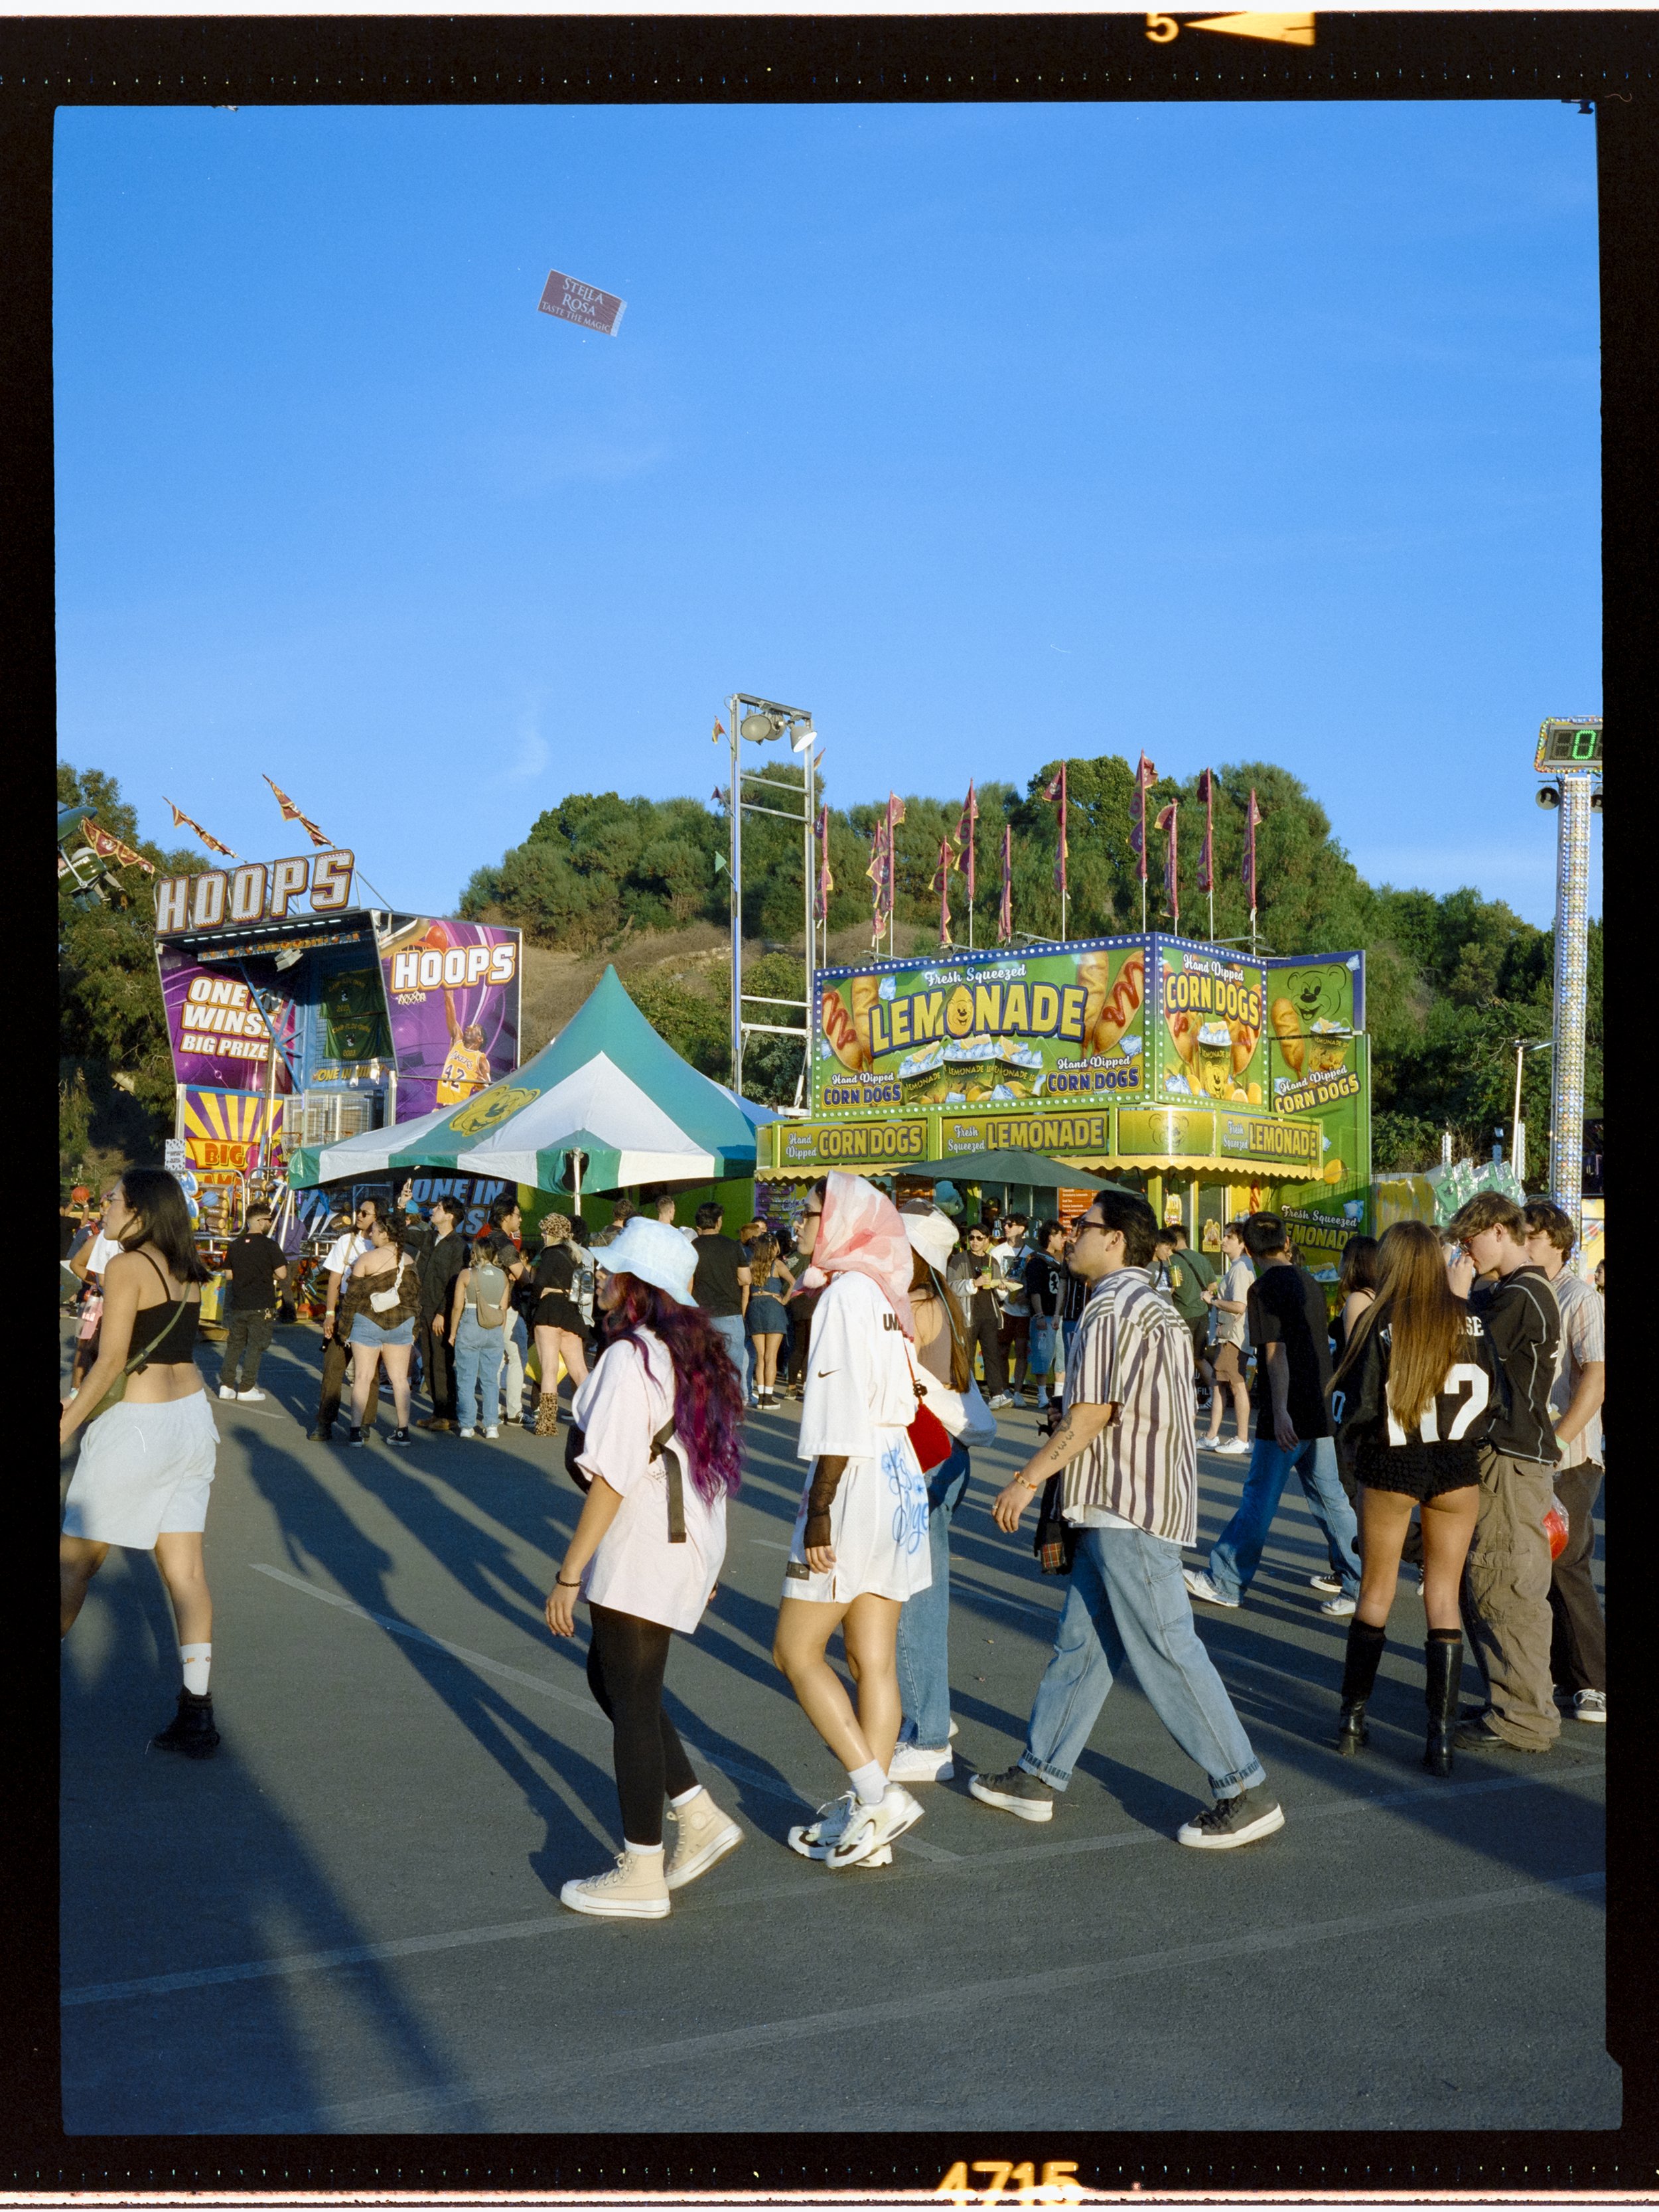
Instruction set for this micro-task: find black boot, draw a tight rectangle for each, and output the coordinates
[149,1686,220,1759]
[1334,1618,1386,1754]
[1423,1629,1463,1777]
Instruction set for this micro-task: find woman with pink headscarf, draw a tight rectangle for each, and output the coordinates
[772,1171,932,1872]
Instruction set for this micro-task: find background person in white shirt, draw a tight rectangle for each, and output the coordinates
[545,1220,747,1920]
[1200,1221,1255,1454]
[309,1197,379,1441]
[772,1173,930,1872]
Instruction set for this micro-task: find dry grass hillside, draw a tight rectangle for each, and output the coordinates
[517,919,938,1054]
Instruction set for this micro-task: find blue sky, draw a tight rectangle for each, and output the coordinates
[55,99,1601,927]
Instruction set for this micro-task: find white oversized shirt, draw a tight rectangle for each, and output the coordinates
[324,1232,370,1276]
[797,1269,918,1465]
[574,1331,727,1635]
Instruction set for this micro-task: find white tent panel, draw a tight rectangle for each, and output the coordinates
[453,1053,718,1185]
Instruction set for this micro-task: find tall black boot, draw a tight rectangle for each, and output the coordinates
[1335,1618,1387,1754]
[149,1686,220,1759]
[1423,1629,1463,1777]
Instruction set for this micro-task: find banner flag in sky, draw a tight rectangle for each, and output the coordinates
[997,826,1013,944]
[953,781,978,906]
[712,717,725,743]
[538,269,627,336]
[931,838,953,946]
[82,822,155,875]
[263,775,334,851]
[1155,800,1180,930]
[1043,761,1068,901]
[1129,755,1157,882]
[165,800,237,858]
[816,804,834,922]
[1242,787,1263,916]
[1195,769,1215,895]
[867,819,890,947]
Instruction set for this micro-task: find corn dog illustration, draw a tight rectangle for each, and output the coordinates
[1228,1008,1261,1075]
[1162,962,1198,1069]
[1270,995,1305,1076]
[820,986,870,1072]
[1092,947,1145,1053]
[849,974,883,1064]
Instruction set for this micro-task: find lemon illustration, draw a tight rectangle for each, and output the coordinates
[1246,1082,1262,1106]
[946,986,975,1037]
[1323,1157,1344,1185]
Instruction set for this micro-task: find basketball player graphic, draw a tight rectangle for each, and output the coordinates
[435,986,492,1104]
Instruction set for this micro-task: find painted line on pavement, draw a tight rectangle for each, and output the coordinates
[61,1762,1599,2011]
[270,1869,1609,2132]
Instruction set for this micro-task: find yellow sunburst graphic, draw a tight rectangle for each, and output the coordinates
[181,1086,287,1169]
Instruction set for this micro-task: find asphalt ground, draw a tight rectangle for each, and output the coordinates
[60,1319,1613,2137]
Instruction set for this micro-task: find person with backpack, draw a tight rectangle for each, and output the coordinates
[449,1232,512,1441]
[545,1219,746,1920]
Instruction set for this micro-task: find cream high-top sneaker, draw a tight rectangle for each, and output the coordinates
[665,1788,744,1891]
[559,1847,670,1919]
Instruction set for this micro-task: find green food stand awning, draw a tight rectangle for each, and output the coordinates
[289,965,766,1193]
[908,1149,1135,1195]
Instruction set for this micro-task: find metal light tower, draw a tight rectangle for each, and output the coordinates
[725,694,819,1102]
[1534,717,1603,1244]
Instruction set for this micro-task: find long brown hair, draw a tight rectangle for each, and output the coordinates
[909,1249,972,1393]
[1332,1218,1465,1433]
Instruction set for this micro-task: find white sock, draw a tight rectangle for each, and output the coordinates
[179,1643,211,1696]
[847,1759,887,1807]
[669,1783,704,1810]
[624,1839,665,1858]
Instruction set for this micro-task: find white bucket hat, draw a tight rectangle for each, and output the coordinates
[901,1205,960,1274]
[595,1217,699,1306]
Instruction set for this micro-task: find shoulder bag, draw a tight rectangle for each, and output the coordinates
[80,1256,190,1425]
[564,1414,687,1544]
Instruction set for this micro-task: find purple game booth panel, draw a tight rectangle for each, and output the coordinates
[378,918,522,1120]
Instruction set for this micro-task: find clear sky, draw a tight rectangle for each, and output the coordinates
[54,98,1601,927]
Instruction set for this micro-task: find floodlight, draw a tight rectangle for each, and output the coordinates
[740,711,780,743]
[791,721,817,753]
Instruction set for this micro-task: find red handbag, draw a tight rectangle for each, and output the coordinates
[904,1349,955,1473]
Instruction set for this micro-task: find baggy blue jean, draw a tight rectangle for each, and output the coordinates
[709,1313,751,1402]
[453,1310,505,1432]
[895,1443,972,1749]
[1206,1435,1361,1601]
[1019,1524,1267,1799]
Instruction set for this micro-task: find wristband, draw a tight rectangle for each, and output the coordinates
[555,1576,582,1589]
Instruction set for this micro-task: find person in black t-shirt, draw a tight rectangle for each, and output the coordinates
[1184,1213,1362,1615]
[1023,1222,1066,1412]
[691,1202,753,1402]
[218,1202,289,1401]
[414,1196,467,1429]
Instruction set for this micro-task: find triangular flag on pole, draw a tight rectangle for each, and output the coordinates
[263,775,334,851]
[165,800,238,858]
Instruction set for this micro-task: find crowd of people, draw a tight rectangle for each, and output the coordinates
[60,1161,1605,1919]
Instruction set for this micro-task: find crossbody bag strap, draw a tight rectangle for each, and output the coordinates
[648,1414,687,1544]
[126,1250,188,1374]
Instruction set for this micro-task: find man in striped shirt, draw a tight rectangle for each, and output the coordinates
[970,1189,1285,1851]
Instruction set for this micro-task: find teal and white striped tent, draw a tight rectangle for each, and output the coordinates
[289,964,770,1194]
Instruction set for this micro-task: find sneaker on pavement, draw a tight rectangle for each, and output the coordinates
[457,1426,478,1439]
[1573,1690,1607,1725]
[1455,1714,1553,1752]
[484,1425,500,1439]
[987,1393,1013,1410]
[387,1426,411,1447]
[1177,1785,1285,1850]
[307,1426,334,1443]
[1319,1594,1358,1618]
[788,1791,857,1861]
[665,1789,744,1890]
[1309,1573,1343,1595]
[968,1765,1056,1822]
[889,1742,954,1785]
[346,1425,366,1447]
[218,1384,237,1400]
[827,1783,924,1868]
[1214,1436,1252,1457]
[236,1388,267,1402]
[1183,1567,1240,1609]
[559,1848,670,1919]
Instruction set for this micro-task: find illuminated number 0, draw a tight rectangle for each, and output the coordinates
[1573,729,1597,760]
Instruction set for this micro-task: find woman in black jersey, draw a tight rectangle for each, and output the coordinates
[59,1169,224,1758]
[1328,1220,1498,1775]
[530,1211,588,1434]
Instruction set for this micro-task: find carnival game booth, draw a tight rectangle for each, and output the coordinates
[287,964,766,1232]
[764,932,1371,1272]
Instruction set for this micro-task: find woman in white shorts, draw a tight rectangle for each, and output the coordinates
[544,1219,748,1921]
[772,1172,931,1873]
[60,1167,222,1759]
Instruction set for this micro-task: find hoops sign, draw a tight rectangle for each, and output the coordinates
[154,851,355,934]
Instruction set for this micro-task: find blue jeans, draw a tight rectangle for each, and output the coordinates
[453,1310,505,1431]
[1021,1524,1267,1799]
[1207,1434,1361,1601]
[895,1444,972,1749]
[709,1314,750,1400]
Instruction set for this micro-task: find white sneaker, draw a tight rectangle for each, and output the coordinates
[1309,1573,1343,1595]
[237,1388,267,1402]
[1319,1594,1358,1618]
[1214,1436,1252,1457]
[787,1791,857,1861]
[888,1743,954,1784]
[218,1385,236,1400]
[559,1848,670,1919]
[1183,1567,1240,1609]
[457,1427,478,1439]
[1573,1689,1607,1725]
[665,1789,744,1889]
[948,1718,960,1740]
[987,1394,1013,1411]
[484,1425,500,1439]
[826,1783,924,1870]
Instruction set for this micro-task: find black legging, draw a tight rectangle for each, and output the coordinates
[586,1604,698,1848]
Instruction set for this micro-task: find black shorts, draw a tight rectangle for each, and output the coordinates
[1356,1434,1480,1503]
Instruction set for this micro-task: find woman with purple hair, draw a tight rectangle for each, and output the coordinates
[545,1218,747,1920]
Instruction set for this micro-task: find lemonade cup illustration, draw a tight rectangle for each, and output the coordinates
[1307,1018,1349,1075]
[1194,1021,1235,1100]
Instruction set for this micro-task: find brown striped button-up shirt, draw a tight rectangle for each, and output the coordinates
[1059,1266,1198,1548]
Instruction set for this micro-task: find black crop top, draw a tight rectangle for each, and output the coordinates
[130,1252,202,1367]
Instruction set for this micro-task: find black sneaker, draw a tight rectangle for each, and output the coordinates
[968,1766,1057,1823]
[347,1425,366,1447]
[1177,1785,1285,1850]
[387,1426,411,1447]
[149,1687,220,1760]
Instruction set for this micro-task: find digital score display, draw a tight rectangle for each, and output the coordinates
[1534,719,1603,773]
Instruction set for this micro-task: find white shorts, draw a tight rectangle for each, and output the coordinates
[62,1392,220,1549]
[782,1432,932,1607]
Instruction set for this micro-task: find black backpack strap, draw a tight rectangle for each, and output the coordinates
[648,1416,687,1544]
